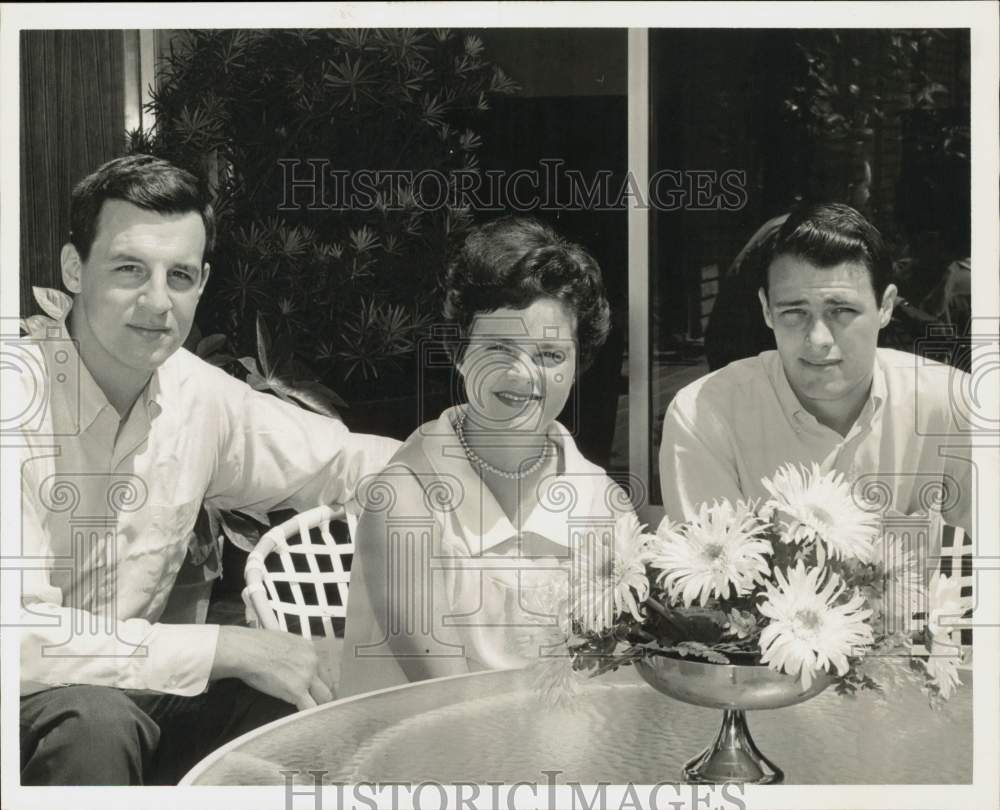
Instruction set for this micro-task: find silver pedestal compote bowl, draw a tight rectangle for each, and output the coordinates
[636,653,833,784]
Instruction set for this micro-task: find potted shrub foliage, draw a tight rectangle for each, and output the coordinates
[128,28,518,572]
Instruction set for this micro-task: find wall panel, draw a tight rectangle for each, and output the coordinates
[19,30,125,315]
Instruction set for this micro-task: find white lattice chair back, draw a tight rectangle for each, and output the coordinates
[242,505,358,639]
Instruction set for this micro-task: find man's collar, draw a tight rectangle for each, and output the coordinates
[24,287,165,429]
[765,350,810,424]
[764,349,885,432]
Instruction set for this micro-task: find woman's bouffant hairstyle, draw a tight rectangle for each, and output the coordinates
[442,217,611,372]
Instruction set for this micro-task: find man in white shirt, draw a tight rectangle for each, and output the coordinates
[15,155,400,784]
[659,202,973,538]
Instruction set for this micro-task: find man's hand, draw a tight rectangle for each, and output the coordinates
[211,626,334,711]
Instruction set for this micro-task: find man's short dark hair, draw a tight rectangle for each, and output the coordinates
[760,202,892,302]
[443,217,611,372]
[69,154,216,262]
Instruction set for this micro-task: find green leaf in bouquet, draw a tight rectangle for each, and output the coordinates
[669,606,730,642]
[768,537,804,571]
[712,640,761,658]
[722,608,760,640]
[669,642,731,665]
[585,645,646,678]
[833,666,882,698]
[616,618,654,645]
[643,601,730,646]
[643,599,688,643]
[677,606,731,624]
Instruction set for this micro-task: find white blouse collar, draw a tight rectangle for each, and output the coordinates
[420,405,615,553]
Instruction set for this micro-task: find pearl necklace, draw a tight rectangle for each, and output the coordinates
[453,411,552,480]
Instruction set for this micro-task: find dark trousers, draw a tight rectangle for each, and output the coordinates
[20,679,295,785]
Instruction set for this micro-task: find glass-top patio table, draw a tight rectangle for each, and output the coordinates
[180,666,972,786]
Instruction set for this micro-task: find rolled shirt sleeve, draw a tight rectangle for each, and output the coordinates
[205,382,401,515]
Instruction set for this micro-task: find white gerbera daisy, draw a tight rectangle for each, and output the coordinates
[924,653,962,702]
[927,571,963,643]
[920,574,965,704]
[763,463,880,566]
[654,513,681,542]
[515,575,573,657]
[645,500,772,607]
[570,512,653,634]
[758,561,874,689]
[531,647,587,708]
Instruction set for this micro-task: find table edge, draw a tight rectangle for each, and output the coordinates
[179,669,512,785]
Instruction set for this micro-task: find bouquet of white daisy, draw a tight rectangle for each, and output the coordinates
[532,463,966,708]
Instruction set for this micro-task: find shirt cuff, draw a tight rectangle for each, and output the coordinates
[148,622,220,695]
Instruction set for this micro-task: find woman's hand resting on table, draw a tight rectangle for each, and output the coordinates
[211,626,335,711]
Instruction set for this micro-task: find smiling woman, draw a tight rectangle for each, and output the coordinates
[456,299,578,470]
[338,217,636,697]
